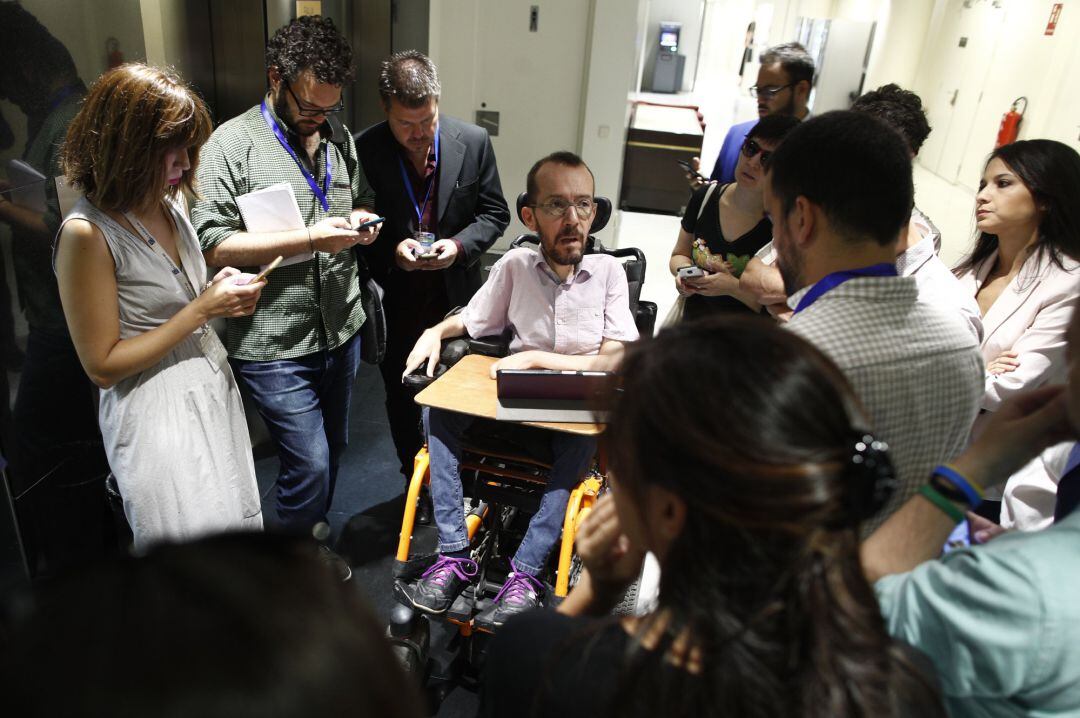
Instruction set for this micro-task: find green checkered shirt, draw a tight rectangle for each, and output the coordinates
[191,102,375,361]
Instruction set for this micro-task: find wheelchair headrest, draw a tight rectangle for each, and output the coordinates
[515,192,612,234]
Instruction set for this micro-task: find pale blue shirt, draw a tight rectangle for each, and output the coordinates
[876,509,1080,717]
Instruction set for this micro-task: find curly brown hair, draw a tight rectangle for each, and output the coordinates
[61,63,211,214]
[265,15,354,85]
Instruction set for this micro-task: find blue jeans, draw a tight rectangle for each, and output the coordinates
[231,332,361,532]
[424,407,596,576]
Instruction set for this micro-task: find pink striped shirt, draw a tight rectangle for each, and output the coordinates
[461,247,639,355]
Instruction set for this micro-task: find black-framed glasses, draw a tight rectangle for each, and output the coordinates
[749,83,794,100]
[740,138,773,165]
[285,82,345,117]
[531,197,596,219]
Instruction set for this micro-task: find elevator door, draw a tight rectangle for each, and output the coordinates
[434,0,591,247]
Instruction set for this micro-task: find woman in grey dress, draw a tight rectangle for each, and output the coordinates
[54,64,266,549]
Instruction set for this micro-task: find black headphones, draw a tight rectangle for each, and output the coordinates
[515,192,613,235]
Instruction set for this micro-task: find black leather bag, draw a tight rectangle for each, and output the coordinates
[356,254,387,365]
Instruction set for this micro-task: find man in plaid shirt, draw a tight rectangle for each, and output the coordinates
[192,16,380,542]
[764,111,984,534]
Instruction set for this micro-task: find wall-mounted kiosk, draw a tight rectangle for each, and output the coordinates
[651,21,685,94]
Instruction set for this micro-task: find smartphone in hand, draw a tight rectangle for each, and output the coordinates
[677,265,706,280]
[677,159,707,182]
[245,255,283,285]
[353,216,385,231]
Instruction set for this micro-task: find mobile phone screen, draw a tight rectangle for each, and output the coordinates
[941,520,971,554]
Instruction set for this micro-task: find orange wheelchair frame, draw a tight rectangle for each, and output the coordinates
[395,444,603,606]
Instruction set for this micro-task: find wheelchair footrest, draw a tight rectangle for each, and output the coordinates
[447,586,478,623]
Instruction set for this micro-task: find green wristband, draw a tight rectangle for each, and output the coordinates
[918,484,965,524]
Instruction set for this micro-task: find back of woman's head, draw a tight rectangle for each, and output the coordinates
[605,317,923,717]
[62,62,211,213]
[609,316,872,548]
[0,532,424,718]
[959,139,1080,273]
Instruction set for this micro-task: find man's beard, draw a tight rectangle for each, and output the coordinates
[760,92,797,118]
[542,228,585,267]
[776,244,805,296]
[273,90,319,137]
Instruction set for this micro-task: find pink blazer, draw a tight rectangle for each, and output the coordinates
[958,248,1080,528]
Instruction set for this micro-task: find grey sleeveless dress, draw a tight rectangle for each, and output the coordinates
[57,197,262,549]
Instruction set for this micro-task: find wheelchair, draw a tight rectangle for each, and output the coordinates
[387,194,656,690]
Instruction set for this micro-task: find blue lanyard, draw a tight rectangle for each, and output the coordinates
[793,263,898,314]
[47,82,82,113]
[397,127,440,229]
[260,101,331,212]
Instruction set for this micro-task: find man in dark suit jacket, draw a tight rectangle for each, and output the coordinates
[356,50,510,484]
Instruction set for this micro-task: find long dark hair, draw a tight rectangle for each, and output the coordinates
[955,139,1080,277]
[603,317,940,717]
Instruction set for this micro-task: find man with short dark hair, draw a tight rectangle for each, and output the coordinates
[192,16,381,541]
[765,111,984,533]
[742,85,983,339]
[356,51,509,487]
[691,42,814,186]
[400,152,637,628]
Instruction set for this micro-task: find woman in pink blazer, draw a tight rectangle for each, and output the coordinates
[955,139,1080,529]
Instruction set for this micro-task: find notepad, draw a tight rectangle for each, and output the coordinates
[236,182,313,269]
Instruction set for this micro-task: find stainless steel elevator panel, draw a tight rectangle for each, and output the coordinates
[353,0,393,132]
[209,0,268,124]
[350,0,430,135]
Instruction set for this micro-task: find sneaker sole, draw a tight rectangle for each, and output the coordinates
[407,596,452,616]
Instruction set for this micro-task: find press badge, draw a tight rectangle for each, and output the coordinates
[198,327,229,373]
[416,231,436,250]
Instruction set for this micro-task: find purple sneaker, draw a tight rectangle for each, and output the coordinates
[475,564,544,629]
[411,555,478,614]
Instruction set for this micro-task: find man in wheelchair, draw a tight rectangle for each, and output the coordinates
[401,151,638,628]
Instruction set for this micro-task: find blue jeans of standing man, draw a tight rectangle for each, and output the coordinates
[424,407,596,576]
[231,331,362,532]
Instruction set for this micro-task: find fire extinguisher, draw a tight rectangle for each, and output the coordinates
[106,37,124,69]
[995,97,1027,148]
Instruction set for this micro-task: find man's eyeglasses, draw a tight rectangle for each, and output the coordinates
[740,138,773,165]
[531,198,596,219]
[749,83,794,100]
[285,82,345,117]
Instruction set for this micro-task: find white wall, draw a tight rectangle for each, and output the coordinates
[695,0,756,92]
[641,0,705,92]
[429,0,592,247]
[580,0,647,219]
[908,0,1080,262]
[861,0,934,92]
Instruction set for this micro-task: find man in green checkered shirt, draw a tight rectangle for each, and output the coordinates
[192,16,380,537]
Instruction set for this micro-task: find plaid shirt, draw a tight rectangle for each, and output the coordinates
[191,102,375,361]
[786,276,984,534]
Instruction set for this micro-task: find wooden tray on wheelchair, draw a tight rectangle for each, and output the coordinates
[414,354,604,436]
